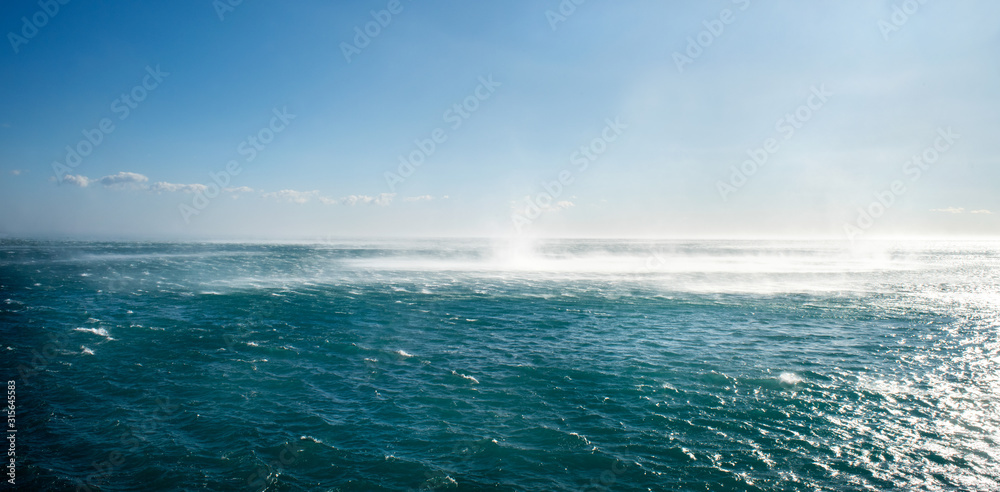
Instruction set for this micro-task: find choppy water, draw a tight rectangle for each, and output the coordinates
[2,239,999,491]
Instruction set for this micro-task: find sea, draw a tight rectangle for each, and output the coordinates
[1,239,998,491]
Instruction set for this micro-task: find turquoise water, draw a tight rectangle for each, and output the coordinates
[2,239,999,491]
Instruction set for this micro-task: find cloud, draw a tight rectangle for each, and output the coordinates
[929,207,994,215]
[62,174,91,187]
[223,186,255,194]
[99,172,149,187]
[339,195,365,206]
[149,183,254,195]
[403,195,434,202]
[263,189,319,203]
[55,171,400,210]
[553,200,574,210]
[149,182,208,194]
[339,193,395,206]
[373,193,395,206]
[9,169,23,176]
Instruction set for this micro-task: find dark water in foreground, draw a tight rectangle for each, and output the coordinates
[2,239,999,491]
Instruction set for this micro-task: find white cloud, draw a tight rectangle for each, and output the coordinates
[554,200,574,210]
[223,186,255,194]
[339,193,395,206]
[403,195,434,202]
[99,172,149,187]
[148,183,253,194]
[149,182,208,194]
[339,195,364,206]
[10,169,23,176]
[373,193,395,206]
[62,174,91,187]
[929,207,994,215]
[55,171,401,211]
[263,189,319,204]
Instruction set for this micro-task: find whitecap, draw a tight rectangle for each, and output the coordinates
[779,372,802,385]
[300,435,325,445]
[396,350,414,357]
[452,371,479,384]
[82,346,94,355]
[74,327,113,339]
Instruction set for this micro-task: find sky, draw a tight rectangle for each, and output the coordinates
[0,0,998,240]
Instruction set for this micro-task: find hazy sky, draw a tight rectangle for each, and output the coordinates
[1,0,998,239]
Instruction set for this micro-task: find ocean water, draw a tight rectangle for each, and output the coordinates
[2,239,999,491]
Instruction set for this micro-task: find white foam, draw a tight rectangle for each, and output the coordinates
[395,350,414,358]
[74,327,113,339]
[779,372,802,385]
[452,371,480,384]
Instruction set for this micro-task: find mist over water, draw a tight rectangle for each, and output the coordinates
[3,239,999,490]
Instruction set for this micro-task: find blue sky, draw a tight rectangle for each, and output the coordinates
[1,0,998,239]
